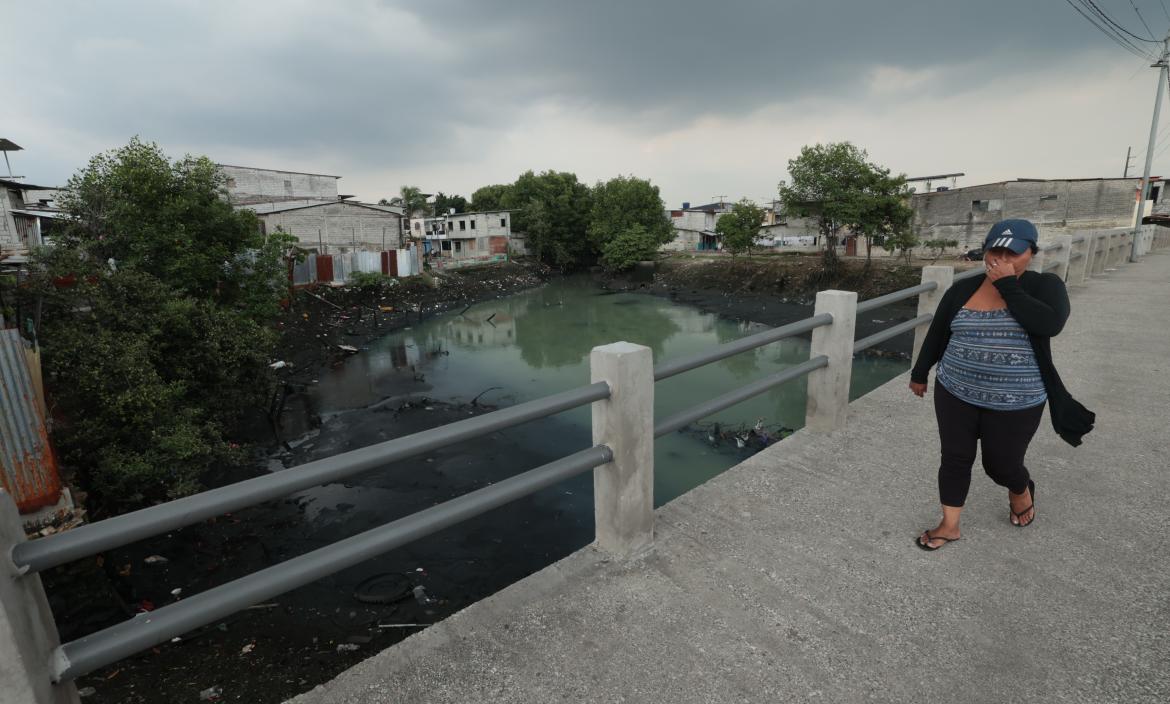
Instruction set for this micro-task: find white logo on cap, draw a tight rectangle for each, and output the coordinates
[1002,229,1013,236]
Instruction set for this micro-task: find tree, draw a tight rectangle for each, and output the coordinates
[600,223,660,272]
[922,238,960,262]
[883,229,920,265]
[469,184,512,212]
[854,165,915,266]
[55,137,280,311]
[32,139,291,514]
[779,142,888,268]
[394,185,429,217]
[714,199,765,256]
[507,170,593,268]
[587,176,672,251]
[431,191,467,215]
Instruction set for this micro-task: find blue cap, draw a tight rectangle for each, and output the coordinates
[983,219,1039,254]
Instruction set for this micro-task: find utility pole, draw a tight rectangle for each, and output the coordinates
[1124,146,1134,177]
[1133,34,1170,262]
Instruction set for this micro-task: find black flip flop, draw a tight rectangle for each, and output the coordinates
[1011,479,1036,528]
[916,530,960,551]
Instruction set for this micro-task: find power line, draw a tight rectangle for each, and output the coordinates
[1131,121,1170,162]
[1160,0,1170,23]
[1081,0,1161,42]
[1128,0,1157,38]
[1063,0,1158,59]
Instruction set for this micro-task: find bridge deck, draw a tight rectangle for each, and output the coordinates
[292,252,1170,704]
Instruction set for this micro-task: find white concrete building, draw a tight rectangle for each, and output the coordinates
[662,202,730,252]
[420,210,514,266]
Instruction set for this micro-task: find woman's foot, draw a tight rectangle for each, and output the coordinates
[1009,481,1035,527]
[917,523,961,550]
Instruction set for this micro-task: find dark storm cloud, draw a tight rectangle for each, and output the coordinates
[393,0,1124,116]
[1,0,1155,184]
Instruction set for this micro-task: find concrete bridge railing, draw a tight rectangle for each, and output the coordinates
[1,225,1164,704]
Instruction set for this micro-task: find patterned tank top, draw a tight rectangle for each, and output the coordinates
[935,308,1047,410]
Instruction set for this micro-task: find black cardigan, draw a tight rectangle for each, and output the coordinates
[910,271,1096,446]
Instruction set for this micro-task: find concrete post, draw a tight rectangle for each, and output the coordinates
[0,491,78,704]
[912,266,955,370]
[804,290,858,433]
[1109,233,1124,268]
[1053,235,1073,281]
[590,342,654,558]
[1069,233,1092,286]
[1092,233,1108,276]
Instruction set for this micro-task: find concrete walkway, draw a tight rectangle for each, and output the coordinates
[292,252,1170,704]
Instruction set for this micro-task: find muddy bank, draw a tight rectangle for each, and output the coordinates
[606,255,927,357]
[271,259,551,387]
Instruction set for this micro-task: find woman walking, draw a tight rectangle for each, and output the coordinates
[909,219,1095,550]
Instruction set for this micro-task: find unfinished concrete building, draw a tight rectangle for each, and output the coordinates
[912,177,1164,247]
[218,164,341,205]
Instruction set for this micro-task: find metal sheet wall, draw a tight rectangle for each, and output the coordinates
[0,330,61,513]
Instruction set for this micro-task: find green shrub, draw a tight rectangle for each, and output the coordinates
[601,224,660,272]
[349,271,392,291]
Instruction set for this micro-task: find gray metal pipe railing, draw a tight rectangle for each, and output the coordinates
[856,281,937,313]
[53,444,614,682]
[12,381,611,575]
[854,314,933,354]
[653,314,832,381]
[654,356,828,437]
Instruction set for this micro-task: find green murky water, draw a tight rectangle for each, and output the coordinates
[311,276,908,507]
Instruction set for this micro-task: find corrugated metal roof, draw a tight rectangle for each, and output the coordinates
[9,209,66,219]
[0,330,61,513]
[0,177,57,191]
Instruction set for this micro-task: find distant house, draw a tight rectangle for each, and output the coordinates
[418,210,514,266]
[912,177,1166,248]
[662,201,731,251]
[220,164,403,253]
[663,201,822,252]
[1,178,64,256]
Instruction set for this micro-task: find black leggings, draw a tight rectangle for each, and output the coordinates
[934,383,1045,508]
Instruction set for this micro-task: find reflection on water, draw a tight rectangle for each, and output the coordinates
[310,275,908,506]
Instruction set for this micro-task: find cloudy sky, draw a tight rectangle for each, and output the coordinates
[5,0,1170,206]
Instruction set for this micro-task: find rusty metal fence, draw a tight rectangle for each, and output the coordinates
[0,330,60,513]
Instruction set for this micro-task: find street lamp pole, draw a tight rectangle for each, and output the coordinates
[1132,34,1170,263]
